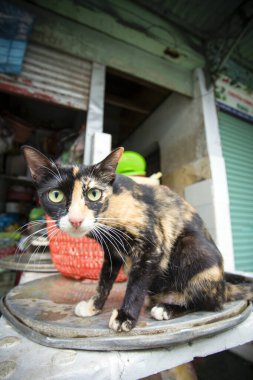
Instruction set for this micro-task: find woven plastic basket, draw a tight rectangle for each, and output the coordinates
[46,218,126,282]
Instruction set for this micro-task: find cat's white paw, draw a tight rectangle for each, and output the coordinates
[109,309,134,332]
[74,298,100,317]
[150,305,172,321]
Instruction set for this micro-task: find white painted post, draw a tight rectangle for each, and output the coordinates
[195,69,235,271]
[91,132,112,164]
[84,63,108,165]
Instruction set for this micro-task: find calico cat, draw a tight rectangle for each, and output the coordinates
[22,146,253,332]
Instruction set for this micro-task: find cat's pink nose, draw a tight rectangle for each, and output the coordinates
[69,219,83,229]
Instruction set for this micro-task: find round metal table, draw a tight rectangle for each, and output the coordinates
[0,274,251,351]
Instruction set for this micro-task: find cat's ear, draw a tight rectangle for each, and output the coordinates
[96,147,124,181]
[21,145,54,182]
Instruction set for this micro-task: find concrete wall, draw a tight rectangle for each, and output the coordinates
[123,70,234,270]
[123,77,211,196]
[185,179,216,242]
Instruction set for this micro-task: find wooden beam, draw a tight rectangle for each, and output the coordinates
[105,94,150,114]
[107,68,170,93]
[30,11,194,96]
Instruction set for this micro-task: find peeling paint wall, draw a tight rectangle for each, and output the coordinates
[123,78,211,196]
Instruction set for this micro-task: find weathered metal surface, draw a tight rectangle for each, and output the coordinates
[136,0,253,86]
[0,274,251,351]
[30,9,194,96]
[0,43,92,110]
[31,0,204,69]
[0,252,57,272]
[135,0,244,37]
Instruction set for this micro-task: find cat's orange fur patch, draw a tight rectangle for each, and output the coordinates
[150,291,186,306]
[190,265,222,285]
[101,190,147,238]
[73,166,79,176]
[68,179,86,220]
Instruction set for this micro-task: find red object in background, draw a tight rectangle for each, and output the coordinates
[4,113,33,143]
[46,217,127,282]
[7,186,35,202]
[0,246,16,258]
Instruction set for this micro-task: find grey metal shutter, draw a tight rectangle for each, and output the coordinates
[219,111,253,272]
[0,43,91,110]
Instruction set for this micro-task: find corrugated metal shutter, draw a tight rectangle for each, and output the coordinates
[218,111,253,272]
[0,43,91,110]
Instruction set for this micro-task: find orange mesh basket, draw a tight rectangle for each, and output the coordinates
[46,217,127,282]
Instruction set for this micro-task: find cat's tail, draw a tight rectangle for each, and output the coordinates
[225,272,253,302]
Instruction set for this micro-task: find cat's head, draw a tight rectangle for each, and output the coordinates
[22,146,124,238]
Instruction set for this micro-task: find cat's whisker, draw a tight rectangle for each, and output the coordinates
[97,223,131,255]
[27,225,59,269]
[14,221,60,266]
[15,231,44,267]
[24,232,45,270]
[16,218,58,239]
[96,217,139,223]
[37,227,59,268]
[14,220,44,235]
[97,218,157,248]
[100,219,157,247]
[96,224,126,265]
[96,217,140,230]
[105,228,129,248]
[36,237,48,268]
[141,235,157,248]
[102,225,133,245]
[19,224,57,269]
[94,225,117,255]
[96,218,140,236]
[29,232,51,269]
[47,226,58,238]
[91,227,113,275]
[50,159,63,182]
[40,164,62,183]
[46,161,63,182]
[87,162,97,179]
[97,224,123,250]
[25,224,56,241]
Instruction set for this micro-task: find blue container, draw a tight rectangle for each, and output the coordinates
[0,1,33,75]
[0,38,27,74]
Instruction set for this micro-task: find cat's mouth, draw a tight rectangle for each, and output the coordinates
[58,215,95,238]
[64,229,90,238]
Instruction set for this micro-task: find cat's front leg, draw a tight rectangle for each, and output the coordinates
[109,255,157,332]
[75,249,122,318]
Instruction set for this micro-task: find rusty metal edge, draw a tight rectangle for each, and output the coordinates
[0,297,251,351]
[0,258,58,272]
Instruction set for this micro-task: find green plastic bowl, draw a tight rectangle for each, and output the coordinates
[116,151,146,176]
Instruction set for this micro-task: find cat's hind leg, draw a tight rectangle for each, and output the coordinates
[149,272,226,321]
[149,291,187,321]
[151,303,187,320]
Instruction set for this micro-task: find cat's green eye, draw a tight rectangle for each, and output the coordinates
[48,189,65,203]
[87,188,102,202]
